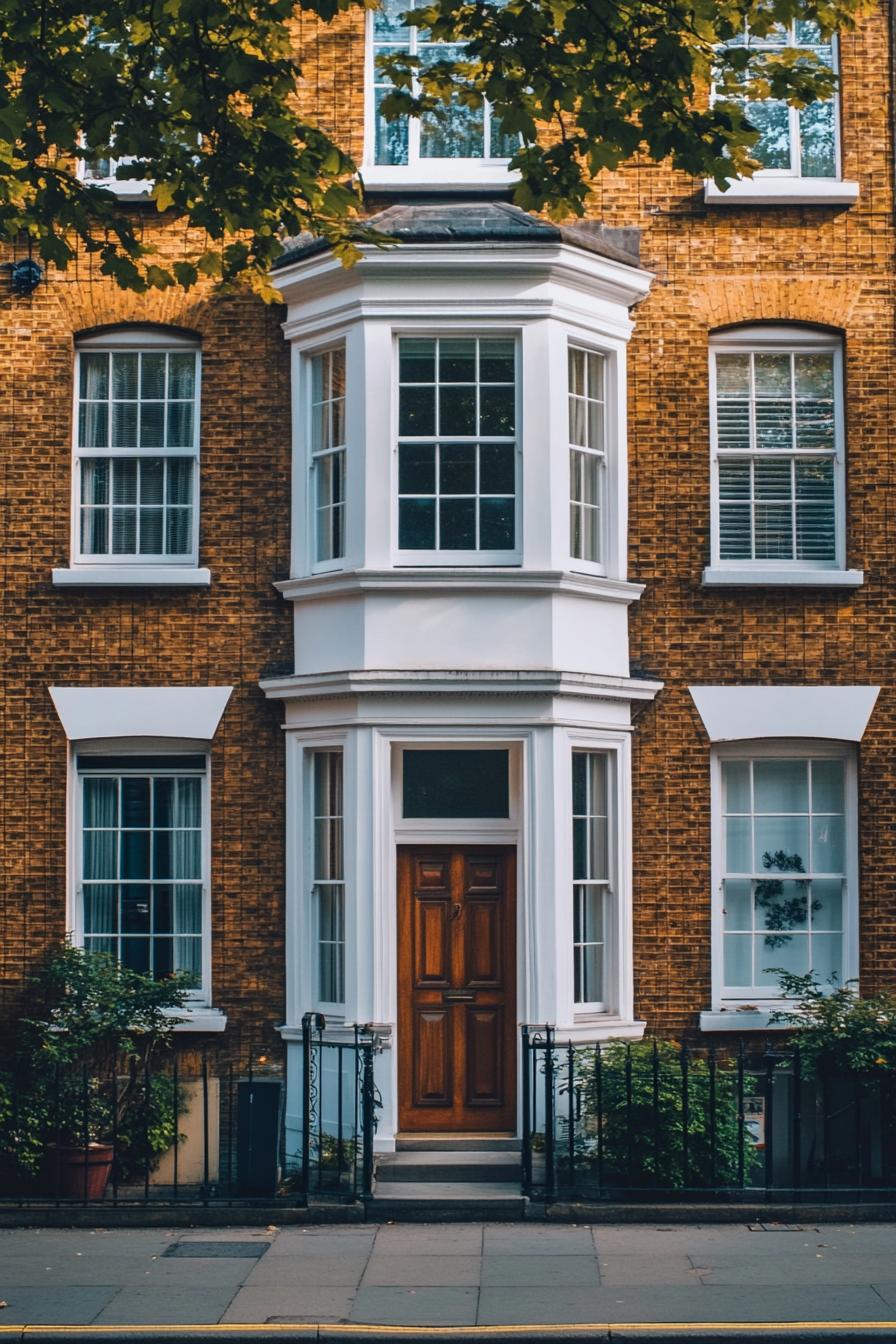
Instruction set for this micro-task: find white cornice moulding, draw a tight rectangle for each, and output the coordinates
[275,569,646,606]
[273,242,653,317]
[689,685,880,743]
[49,686,234,741]
[703,177,860,207]
[260,667,664,704]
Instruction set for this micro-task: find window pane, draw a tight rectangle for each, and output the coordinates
[167,401,194,447]
[754,759,808,812]
[141,352,167,400]
[479,497,514,550]
[112,401,139,448]
[81,352,109,401]
[403,749,510,819]
[723,759,751,812]
[812,759,844,813]
[84,776,118,827]
[479,385,515,435]
[440,497,476,549]
[725,816,752,873]
[440,443,476,493]
[480,340,515,382]
[723,877,752,929]
[168,353,196,399]
[724,933,752,985]
[480,443,515,494]
[84,885,117,934]
[811,932,842,983]
[746,99,792,168]
[112,352,139,400]
[399,497,436,549]
[812,877,842,931]
[799,98,836,177]
[439,385,476,436]
[754,815,809,869]
[812,813,845,872]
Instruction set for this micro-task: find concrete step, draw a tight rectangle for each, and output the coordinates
[370,1180,530,1221]
[376,1150,521,1183]
[395,1133,521,1152]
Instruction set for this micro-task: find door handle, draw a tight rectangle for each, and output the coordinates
[448,902,462,922]
[442,990,476,1002]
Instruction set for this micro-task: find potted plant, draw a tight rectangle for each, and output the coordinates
[1,943,191,1199]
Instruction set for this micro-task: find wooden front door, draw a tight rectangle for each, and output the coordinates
[397,846,516,1133]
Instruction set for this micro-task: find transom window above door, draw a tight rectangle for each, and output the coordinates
[397,336,518,563]
[367,0,517,183]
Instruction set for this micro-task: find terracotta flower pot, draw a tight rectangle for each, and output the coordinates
[48,1143,114,1200]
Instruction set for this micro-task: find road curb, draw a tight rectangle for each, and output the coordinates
[1,1325,896,1343]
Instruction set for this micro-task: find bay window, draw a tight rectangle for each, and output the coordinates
[78,753,207,994]
[569,346,606,569]
[309,345,347,566]
[572,750,611,1010]
[397,335,518,562]
[312,750,345,1007]
[716,745,855,1001]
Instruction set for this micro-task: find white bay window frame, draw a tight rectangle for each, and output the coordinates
[704,325,857,587]
[393,331,521,566]
[307,343,348,572]
[709,739,858,1013]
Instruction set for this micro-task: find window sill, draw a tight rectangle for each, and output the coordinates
[700,1009,789,1033]
[703,178,860,207]
[53,566,211,588]
[360,164,519,194]
[166,1007,228,1034]
[702,566,864,589]
[539,1018,646,1044]
[79,177,154,201]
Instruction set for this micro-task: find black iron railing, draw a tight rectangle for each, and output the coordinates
[522,1026,896,1203]
[299,1012,380,1201]
[0,1019,379,1207]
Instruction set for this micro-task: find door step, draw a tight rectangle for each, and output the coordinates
[395,1133,521,1152]
[377,1150,521,1183]
[371,1146,526,1219]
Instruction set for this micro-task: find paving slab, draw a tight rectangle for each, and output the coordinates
[361,1254,480,1286]
[596,1253,705,1286]
[480,1254,601,1287]
[870,1283,896,1308]
[372,1224,483,1255]
[693,1252,896,1285]
[263,1230,377,1257]
[0,1230,174,1258]
[350,1285,479,1325]
[137,1258,258,1287]
[476,1286,607,1325]
[221,1286,356,1323]
[242,1255,370,1287]
[0,1286,118,1325]
[483,1225,596,1255]
[91,1286,237,1325]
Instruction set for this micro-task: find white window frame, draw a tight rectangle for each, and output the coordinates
[72,749,212,1006]
[707,325,846,579]
[710,739,858,1011]
[71,327,201,572]
[306,342,347,575]
[571,748,614,1013]
[392,330,522,567]
[77,150,153,199]
[309,748,346,1011]
[361,10,519,190]
[567,341,608,576]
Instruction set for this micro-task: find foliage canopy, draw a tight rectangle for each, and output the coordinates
[0,0,871,295]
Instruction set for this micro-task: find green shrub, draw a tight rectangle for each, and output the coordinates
[771,971,896,1076]
[566,1039,746,1190]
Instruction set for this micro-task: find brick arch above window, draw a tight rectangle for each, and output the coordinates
[692,278,863,333]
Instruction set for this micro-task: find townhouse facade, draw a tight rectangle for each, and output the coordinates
[0,0,894,1160]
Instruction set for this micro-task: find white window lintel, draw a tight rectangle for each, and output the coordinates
[689,685,879,743]
[49,685,233,742]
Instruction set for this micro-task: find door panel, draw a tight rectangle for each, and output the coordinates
[398,846,516,1132]
[414,1009,452,1106]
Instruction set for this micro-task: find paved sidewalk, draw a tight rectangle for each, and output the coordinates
[1,1222,896,1329]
